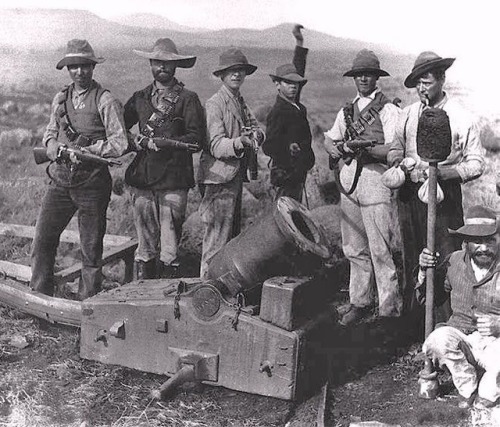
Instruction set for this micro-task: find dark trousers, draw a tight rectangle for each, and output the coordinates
[272,181,304,203]
[30,174,112,299]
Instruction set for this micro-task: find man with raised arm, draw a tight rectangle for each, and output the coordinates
[263,24,314,202]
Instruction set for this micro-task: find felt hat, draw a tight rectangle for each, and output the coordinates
[448,205,498,237]
[133,38,196,68]
[343,49,389,77]
[213,48,257,76]
[56,39,105,70]
[269,63,307,84]
[404,51,455,88]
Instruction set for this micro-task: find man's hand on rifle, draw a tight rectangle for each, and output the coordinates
[46,139,62,161]
[419,248,439,269]
[133,134,159,152]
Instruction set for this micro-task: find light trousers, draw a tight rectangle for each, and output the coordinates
[424,326,500,402]
[131,187,188,265]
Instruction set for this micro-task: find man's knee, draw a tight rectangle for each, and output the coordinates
[423,326,462,356]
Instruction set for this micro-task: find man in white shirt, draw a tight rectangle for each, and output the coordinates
[324,49,402,326]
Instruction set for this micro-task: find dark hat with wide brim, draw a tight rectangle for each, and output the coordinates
[213,48,257,76]
[343,49,389,77]
[56,39,105,70]
[448,205,498,237]
[133,38,196,68]
[404,51,455,88]
[269,63,307,84]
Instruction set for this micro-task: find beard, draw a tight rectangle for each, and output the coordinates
[471,249,497,268]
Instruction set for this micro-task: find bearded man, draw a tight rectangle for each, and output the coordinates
[417,205,500,409]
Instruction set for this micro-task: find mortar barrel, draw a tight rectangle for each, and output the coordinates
[206,197,330,297]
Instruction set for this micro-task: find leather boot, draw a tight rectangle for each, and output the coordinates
[136,260,157,280]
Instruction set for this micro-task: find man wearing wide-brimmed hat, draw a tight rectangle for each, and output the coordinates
[263,24,315,202]
[31,39,128,300]
[123,38,205,280]
[197,47,265,278]
[417,205,500,409]
[323,49,402,326]
[387,52,485,317]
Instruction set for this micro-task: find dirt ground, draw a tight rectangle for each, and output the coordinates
[1,273,499,427]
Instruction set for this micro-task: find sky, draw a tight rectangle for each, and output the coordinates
[0,0,498,115]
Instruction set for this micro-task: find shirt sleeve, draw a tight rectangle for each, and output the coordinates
[387,108,409,167]
[42,92,64,146]
[379,103,401,146]
[323,109,345,156]
[85,91,129,158]
[454,119,485,182]
[205,98,242,159]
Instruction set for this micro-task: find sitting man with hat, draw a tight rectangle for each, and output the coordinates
[263,24,314,202]
[388,52,484,316]
[197,48,265,279]
[123,38,205,279]
[31,39,128,300]
[417,205,500,409]
[323,49,402,326]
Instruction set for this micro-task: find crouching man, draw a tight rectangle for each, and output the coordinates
[417,205,500,409]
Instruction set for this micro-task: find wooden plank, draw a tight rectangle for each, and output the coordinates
[55,241,137,283]
[0,279,81,326]
[0,240,137,285]
[0,223,133,246]
[0,260,31,282]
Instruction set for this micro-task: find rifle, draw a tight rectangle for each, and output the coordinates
[33,146,121,167]
[241,126,265,180]
[329,139,377,167]
[328,139,379,196]
[151,137,200,152]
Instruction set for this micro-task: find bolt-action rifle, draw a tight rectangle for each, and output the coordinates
[329,139,378,167]
[241,126,265,180]
[33,146,121,167]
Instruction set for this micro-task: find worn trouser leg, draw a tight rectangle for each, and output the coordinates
[199,178,242,278]
[158,189,188,265]
[131,188,160,263]
[75,180,111,299]
[341,191,374,308]
[358,187,401,317]
[423,326,478,399]
[467,332,500,402]
[31,185,77,296]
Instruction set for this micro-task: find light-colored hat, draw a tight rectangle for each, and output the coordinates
[213,48,257,76]
[56,39,105,70]
[343,49,389,77]
[448,205,498,237]
[133,38,196,68]
[404,51,455,88]
[269,63,307,84]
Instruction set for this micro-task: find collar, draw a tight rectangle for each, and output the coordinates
[353,88,379,104]
[278,92,300,109]
[151,78,178,96]
[72,79,97,96]
[421,92,448,111]
[220,83,240,101]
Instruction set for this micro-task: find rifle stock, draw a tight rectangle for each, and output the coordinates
[33,146,121,166]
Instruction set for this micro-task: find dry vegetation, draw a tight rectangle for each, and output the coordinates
[0,46,499,426]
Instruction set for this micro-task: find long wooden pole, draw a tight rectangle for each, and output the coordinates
[418,161,439,398]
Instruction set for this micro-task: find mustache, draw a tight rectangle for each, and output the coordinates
[473,250,495,258]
